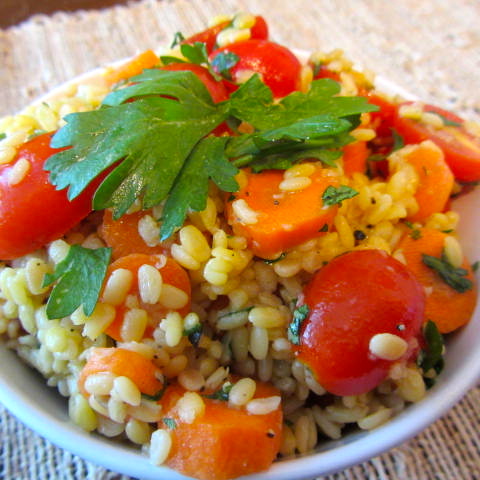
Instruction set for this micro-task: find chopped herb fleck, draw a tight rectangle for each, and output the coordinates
[319,224,329,233]
[142,381,169,401]
[203,382,233,401]
[442,229,454,234]
[410,229,422,240]
[417,320,445,388]
[288,304,310,345]
[183,323,203,346]
[163,417,177,429]
[472,261,479,272]
[426,111,462,127]
[391,128,405,151]
[322,185,359,207]
[210,52,240,81]
[0,133,6,141]
[262,253,286,264]
[227,194,236,202]
[422,251,473,293]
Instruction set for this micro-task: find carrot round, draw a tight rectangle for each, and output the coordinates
[226,166,340,259]
[342,140,368,176]
[104,49,159,85]
[398,227,477,333]
[401,141,454,223]
[78,347,162,396]
[102,254,191,341]
[99,209,169,260]
[159,381,283,480]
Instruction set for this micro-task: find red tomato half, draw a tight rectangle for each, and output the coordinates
[0,133,96,260]
[160,63,229,103]
[296,249,425,396]
[183,15,269,54]
[394,103,480,182]
[210,40,302,98]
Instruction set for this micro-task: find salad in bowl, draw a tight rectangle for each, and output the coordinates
[0,12,479,480]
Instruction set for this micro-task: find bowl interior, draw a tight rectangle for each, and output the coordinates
[1,61,479,480]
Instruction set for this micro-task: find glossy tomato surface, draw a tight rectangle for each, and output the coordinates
[0,133,95,260]
[210,39,302,98]
[160,63,229,103]
[394,103,480,182]
[297,249,425,396]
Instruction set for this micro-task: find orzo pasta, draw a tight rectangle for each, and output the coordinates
[0,12,479,480]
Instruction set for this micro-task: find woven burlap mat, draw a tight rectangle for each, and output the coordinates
[1,0,479,479]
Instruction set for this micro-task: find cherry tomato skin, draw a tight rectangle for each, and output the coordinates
[394,103,480,182]
[312,64,340,82]
[210,40,302,98]
[296,249,425,396]
[160,63,229,103]
[0,133,96,260]
[183,16,269,54]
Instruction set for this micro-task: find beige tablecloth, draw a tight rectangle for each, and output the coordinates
[1,0,479,479]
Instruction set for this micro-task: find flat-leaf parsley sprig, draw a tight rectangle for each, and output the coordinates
[45,70,377,240]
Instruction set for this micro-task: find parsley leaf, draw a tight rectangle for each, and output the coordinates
[0,133,6,141]
[288,304,310,345]
[422,251,473,293]
[163,417,177,429]
[217,306,254,319]
[472,260,479,272]
[210,52,240,80]
[142,381,169,401]
[203,382,233,401]
[418,320,445,388]
[45,71,375,241]
[392,128,405,151]
[180,42,209,65]
[47,70,227,220]
[322,185,359,206]
[42,245,111,319]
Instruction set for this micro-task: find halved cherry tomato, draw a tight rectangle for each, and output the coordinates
[210,40,302,98]
[183,16,269,54]
[160,63,229,103]
[394,102,480,182]
[0,133,96,260]
[296,249,425,396]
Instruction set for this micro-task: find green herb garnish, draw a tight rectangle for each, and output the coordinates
[183,323,203,346]
[42,245,111,319]
[163,417,177,429]
[46,73,375,243]
[0,133,6,141]
[217,306,254,320]
[210,52,240,80]
[204,382,233,401]
[322,185,359,206]
[392,128,405,151]
[142,381,169,401]
[472,260,479,272]
[417,320,445,388]
[262,253,286,264]
[425,110,462,127]
[422,251,473,293]
[288,304,310,345]
[170,31,185,49]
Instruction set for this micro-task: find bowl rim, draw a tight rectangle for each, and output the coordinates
[0,51,479,480]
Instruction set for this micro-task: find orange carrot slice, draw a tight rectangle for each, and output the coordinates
[398,227,477,333]
[78,347,162,396]
[159,381,283,480]
[342,140,369,176]
[99,209,169,260]
[104,49,159,85]
[402,141,454,222]
[226,166,339,259]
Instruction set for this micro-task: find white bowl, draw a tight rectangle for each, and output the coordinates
[0,59,479,480]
